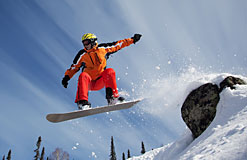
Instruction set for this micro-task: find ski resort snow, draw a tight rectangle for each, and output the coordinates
[130,74,247,160]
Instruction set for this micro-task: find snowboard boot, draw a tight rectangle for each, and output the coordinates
[107,96,125,105]
[77,100,91,110]
[106,87,125,105]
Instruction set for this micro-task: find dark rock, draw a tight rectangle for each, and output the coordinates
[219,76,246,92]
[180,76,246,139]
[181,83,220,138]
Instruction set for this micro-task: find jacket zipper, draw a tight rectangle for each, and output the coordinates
[88,53,94,65]
[95,52,102,64]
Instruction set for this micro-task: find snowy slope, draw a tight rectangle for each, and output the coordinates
[130,74,247,160]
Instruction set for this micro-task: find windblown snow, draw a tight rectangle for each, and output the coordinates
[130,74,247,160]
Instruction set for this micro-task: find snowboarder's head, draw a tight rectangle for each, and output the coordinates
[82,33,97,50]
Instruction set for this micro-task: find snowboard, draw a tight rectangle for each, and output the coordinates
[46,99,142,123]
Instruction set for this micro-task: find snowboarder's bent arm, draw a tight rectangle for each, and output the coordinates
[62,51,86,88]
[64,49,86,79]
[62,62,85,88]
[64,62,85,79]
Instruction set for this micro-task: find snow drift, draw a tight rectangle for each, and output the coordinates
[130,73,247,160]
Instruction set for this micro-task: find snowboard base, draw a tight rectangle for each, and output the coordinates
[46,99,142,123]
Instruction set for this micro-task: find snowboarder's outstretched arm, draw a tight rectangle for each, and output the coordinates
[100,34,142,59]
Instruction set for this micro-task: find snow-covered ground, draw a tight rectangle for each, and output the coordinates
[130,74,247,160]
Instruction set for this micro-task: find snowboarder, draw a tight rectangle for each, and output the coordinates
[62,33,142,110]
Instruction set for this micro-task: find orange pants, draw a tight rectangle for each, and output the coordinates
[75,68,119,103]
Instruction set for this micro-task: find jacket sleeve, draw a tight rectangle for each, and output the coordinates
[73,49,86,64]
[64,50,86,79]
[99,38,134,55]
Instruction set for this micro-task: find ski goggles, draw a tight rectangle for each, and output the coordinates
[82,39,91,46]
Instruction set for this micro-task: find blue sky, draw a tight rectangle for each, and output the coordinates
[0,0,247,159]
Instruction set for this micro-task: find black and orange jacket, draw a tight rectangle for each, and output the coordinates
[65,38,134,80]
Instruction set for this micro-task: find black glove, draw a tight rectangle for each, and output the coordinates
[132,34,142,44]
[62,75,70,88]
